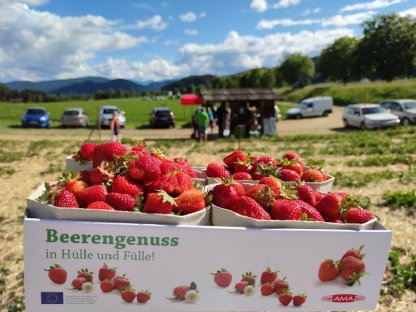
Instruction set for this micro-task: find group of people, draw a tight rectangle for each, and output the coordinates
[191,105,233,142]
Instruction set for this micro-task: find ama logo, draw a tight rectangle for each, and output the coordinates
[41,292,64,304]
[322,294,366,303]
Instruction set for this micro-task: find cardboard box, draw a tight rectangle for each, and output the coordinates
[24,216,391,312]
[65,156,93,172]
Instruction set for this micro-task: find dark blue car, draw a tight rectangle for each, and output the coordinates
[21,107,51,128]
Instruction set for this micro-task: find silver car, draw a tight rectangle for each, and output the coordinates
[61,108,89,127]
[343,104,400,129]
[380,99,416,125]
[99,105,126,128]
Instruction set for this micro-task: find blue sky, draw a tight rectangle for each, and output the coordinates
[0,0,415,83]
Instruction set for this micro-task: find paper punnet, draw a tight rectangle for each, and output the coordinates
[65,155,93,172]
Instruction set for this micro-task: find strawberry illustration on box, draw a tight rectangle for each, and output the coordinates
[168,282,199,303]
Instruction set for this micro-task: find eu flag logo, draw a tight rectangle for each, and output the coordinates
[41,292,64,304]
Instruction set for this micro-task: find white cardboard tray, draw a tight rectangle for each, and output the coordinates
[65,155,93,172]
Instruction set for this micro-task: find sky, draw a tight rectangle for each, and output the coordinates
[0,0,415,83]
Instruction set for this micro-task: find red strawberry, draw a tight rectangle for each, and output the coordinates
[273,278,289,295]
[260,267,278,284]
[93,142,128,167]
[295,200,325,221]
[297,184,317,206]
[45,264,67,284]
[106,193,137,212]
[77,268,94,283]
[278,292,293,306]
[293,293,307,307]
[173,285,190,300]
[137,290,151,303]
[206,162,230,178]
[111,176,145,197]
[86,201,115,210]
[212,178,245,210]
[341,245,365,261]
[100,279,115,293]
[233,196,271,220]
[98,263,117,281]
[271,199,302,220]
[78,184,108,207]
[130,145,149,157]
[318,259,341,281]
[223,150,248,167]
[54,189,79,208]
[247,184,277,211]
[80,170,90,184]
[281,158,303,176]
[72,277,86,290]
[232,172,252,180]
[241,272,256,285]
[301,168,324,182]
[282,151,304,167]
[233,159,253,174]
[142,191,176,214]
[112,275,130,291]
[341,256,366,286]
[175,189,206,214]
[121,287,136,303]
[234,281,249,294]
[150,171,193,196]
[279,169,300,181]
[128,155,161,182]
[89,164,114,185]
[212,268,233,288]
[251,156,277,180]
[315,193,343,219]
[260,283,274,296]
[77,142,97,161]
[344,208,373,224]
[258,176,281,194]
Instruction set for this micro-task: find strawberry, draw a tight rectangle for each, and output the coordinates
[293,293,307,307]
[112,275,130,291]
[128,155,161,182]
[98,263,117,281]
[296,184,317,206]
[93,142,128,167]
[150,171,193,196]
[58,171,87,194]
[341,245,365,260]
[251,156,277,180]
[54,189,79,208]
[282,151,304,167]
[137,290,151,303]
[260,267,278,284]
[88,164,114,185]
[212,178,245,210]
[211,268,233,288]
[315,193,343,219]
[233,196,271,220]
[86,201,115,210]
[45,264,67,284]
[121,287,136,303]
[77,184,108,207]
[273,278,289,295]
[301,168,324,182]
[80,170,90,184]
[142,191,176,214]
[281,158,303,176]
[130,144,149,157]
[260,283,275,296]
[279,169,300,181]
[77,142,97,162]
[77,268,94,283]
[318,259,340,281]
[341,256,366,286]
[234,281,249,294]
[278,292,293,306]
[241,272,257,285]
[247,184,277,211]
[232,172,252,180]
[206,162,230,178]
[297,200,325,221]
[106,193,137,212]
[258,176,281,194]
[344,208,373,224]
[111,176,145,197]
[100,279,115,293]
[72,277,86,290]
[223,150,248,167]
[175,189,206,214]
[271,199,302,220]
[233,159,253,174]
[173,285,190,300]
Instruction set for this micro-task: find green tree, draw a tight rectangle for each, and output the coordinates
[279,53,315,85]
[318,37,359,83]
[259,69,276,88]
[357,13,416,81]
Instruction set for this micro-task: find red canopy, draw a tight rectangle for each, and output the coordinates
[181,94,203,105]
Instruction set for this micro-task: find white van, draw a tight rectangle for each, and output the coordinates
[286,96,333,119]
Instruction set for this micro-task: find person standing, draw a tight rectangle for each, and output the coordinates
[110,111,121,142]
[196,107,209,143]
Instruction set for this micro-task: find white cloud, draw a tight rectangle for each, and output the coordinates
[250,0,268,13]
[0,2,147,81]
[184,29,198,36]
[303,7,321,16]
[1,0,49,6]
[136,15,167,31]
[257,11,375,29]
[399,7,416,17]
[340,0,406,13]
[273,0,301,9]
[179,11,197,22]
[199,12,206,18]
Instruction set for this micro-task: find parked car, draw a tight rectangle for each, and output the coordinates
[343,104,400,129]
[380,99,416,125]
[21,107,51,128]
[150,107,175,128]
[61,108,89,128]
[99,105,126,128]
[286,96,333,119]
